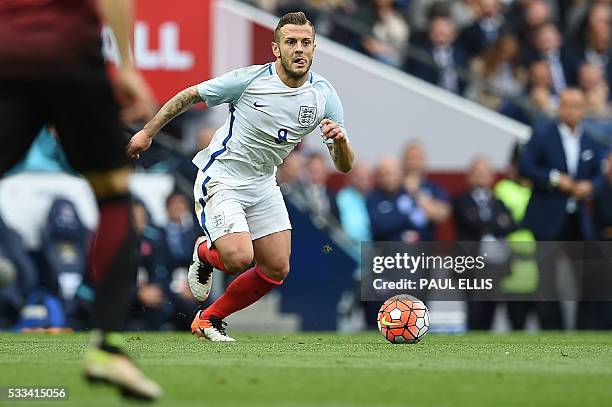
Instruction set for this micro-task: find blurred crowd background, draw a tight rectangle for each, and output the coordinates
[252,0,612,138]
[1,0,611,333]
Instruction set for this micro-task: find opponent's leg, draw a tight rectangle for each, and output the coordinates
[0,80,45,174]
[52,76,161,400]
[81,168,161,400]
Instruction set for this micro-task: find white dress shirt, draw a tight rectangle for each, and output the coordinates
[558,123,582,213]
[558,123,582,177]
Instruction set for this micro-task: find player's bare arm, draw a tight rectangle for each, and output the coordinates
[321,118,354,173]
[127,85,203,158]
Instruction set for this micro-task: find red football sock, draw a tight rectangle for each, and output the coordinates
[201,265,282,320]
[197,240,226,271]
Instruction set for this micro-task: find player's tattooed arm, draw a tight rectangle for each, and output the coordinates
[127,86,203,158]
[321,119,355,173]
[142,86,203,136]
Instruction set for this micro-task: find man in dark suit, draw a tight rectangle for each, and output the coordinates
[454,157,515,241]
[523,22,572,97]
[454,156,515,330]
[458,0,509,59]
[519,88,608,329]
[520,88,607,242]
[403,15,468,95]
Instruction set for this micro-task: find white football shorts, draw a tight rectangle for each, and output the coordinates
[193,170,291,245]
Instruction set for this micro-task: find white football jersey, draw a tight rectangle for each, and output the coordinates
[193,63,347,187]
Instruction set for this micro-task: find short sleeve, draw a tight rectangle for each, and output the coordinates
[197,65,263,107]
[319,81,348,140]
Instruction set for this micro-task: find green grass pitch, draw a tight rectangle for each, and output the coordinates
[1,332,612,406]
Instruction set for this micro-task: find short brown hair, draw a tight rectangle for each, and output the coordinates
[274,12,315,43]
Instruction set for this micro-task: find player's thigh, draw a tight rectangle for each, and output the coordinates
[48,71,129,192]
[245,184,292,243]
[194,175,254,272]
[248,186,292,279]
[0,81,45,175]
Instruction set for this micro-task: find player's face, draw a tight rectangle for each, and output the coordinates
[273,24,315,80]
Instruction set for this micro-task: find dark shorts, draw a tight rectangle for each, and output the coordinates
[0,69,128,174]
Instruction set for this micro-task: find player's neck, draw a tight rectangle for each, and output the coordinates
[275,60,309,88]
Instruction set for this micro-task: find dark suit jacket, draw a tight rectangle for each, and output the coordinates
[562,41,612,89]
[403,40,468,94]
[518,120,608,240]
[458,19,510,58]
[453,191,516,241]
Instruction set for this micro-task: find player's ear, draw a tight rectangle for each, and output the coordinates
[272,41,280,58]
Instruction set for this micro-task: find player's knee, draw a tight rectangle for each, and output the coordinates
[259,260,290,282]
[221,250,254,275]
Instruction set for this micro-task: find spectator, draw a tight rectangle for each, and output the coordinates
[565,2,611,87]
[360,0,410,67]
[401,141,451,241]
[453,156,515,330]
[493,143,535,245]
[40,198,89,328]
[0,215,38,328]
[453,156,515,241]
[163,191,200,270]
[506,0,555,50]
[404,15,468,94]
[469,34,528,110]
[131,200,170,331]
[519,88,608,329]
[367,156,419,242]
[494,143,540,330]
[525,23,570,97]
[578,63,611,117]
[520,88,608,241]
[527,59,557,117]
[458,0,509,59]
[277,150,305,196]
[336,161,373,249]
[301,152,338,227]
[409,0,478,32]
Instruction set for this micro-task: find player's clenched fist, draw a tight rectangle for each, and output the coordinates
[320,118,346,143]
[126,130,153,159]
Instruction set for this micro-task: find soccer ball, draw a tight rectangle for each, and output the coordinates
[377,295,430,344]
